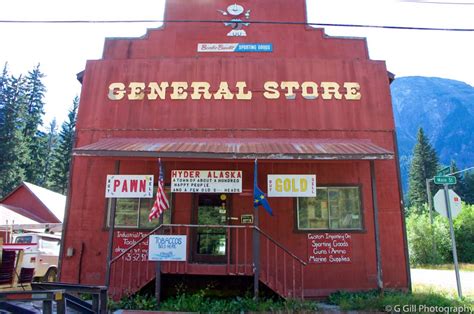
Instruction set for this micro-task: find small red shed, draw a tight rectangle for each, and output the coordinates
[60,0,409,299]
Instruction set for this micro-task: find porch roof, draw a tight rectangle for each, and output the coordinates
[73,137,394,160]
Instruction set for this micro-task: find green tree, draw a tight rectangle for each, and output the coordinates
[407,128,439,212]
[22,64,47,184]
[41,119,59,186]
[406,210,451,265]
[462,171,474,204]
[0,73,28,197]
[454,203,474,262]
[49,97,78,194]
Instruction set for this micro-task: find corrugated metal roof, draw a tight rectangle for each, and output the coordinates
[74,138,394,160]
[23,182,66,222]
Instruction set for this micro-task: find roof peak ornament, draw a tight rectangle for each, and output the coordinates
[217,3,250,37]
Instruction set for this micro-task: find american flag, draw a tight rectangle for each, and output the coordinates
[148,159,170,221]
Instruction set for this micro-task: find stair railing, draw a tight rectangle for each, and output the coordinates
[108,224,306,300]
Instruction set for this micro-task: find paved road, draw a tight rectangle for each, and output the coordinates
[411,268,474,296]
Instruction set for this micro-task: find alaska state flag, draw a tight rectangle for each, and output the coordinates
[253,159,273,216]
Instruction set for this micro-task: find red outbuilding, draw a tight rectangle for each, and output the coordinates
[60,0,410,300]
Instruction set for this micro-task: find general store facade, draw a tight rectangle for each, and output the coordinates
[59,0,410,299]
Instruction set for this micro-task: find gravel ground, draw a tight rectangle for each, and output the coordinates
[411,268,474,296]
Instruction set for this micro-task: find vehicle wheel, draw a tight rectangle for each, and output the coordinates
[44,268,57,282]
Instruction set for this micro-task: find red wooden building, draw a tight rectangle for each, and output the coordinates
[60,0,410,299]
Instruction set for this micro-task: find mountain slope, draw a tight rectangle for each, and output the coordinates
[390,76,474,193]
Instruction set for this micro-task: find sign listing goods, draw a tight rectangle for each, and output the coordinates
[105,175,154,198]
[171,170,242,193]
[267,175,316,197]
[148,235,187,261]
[307,233,352,264]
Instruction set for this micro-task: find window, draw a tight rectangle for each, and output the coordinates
[107,188,172,229]
[297,187,362,230]
[39,238,61,255]
[15,236,33,244]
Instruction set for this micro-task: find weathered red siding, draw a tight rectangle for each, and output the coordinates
[61,0,408,298]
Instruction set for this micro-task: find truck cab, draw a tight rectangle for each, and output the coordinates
[4,233,61,282]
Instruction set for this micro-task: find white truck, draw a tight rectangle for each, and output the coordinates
[3,233,61,282]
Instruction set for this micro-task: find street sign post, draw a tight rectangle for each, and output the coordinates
[433,185,463,298]
[434,176,456,185]
[437,166,451,176]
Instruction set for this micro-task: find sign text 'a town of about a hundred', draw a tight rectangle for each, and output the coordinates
[171,170,242,193]
[107,81,361,101]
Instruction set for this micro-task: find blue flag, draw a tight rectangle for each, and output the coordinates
[253,159,273,216]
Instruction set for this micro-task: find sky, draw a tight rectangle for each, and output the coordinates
[0,0,473,127]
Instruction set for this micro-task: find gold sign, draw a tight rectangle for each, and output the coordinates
[108,81,361,101]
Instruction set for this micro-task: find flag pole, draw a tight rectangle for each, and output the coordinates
[253,158,260,300]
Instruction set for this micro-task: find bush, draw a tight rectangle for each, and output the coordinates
[454,203,474,263]
[406,211,451,265]
[407,203,474,265]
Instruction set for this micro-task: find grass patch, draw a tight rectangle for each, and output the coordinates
[328,289,473,312]
[109,291,318,312]
[414,264,474,272]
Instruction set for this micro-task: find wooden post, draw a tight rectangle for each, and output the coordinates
[12,250,24,288]
[105,161,120,287]
[253,206,260,300]
[370,161,383,291]
[155,214,164,304]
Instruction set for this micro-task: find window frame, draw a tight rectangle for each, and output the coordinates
[294,184,365,233]
[105,186,173,230]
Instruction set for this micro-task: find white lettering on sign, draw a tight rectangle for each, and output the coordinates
[267,175,316,197]
[105,175,154,198]
[114,231,149,262]
[107,81,361,101]
[148,235,187,261]
[171,170,242,193]
[307,233,352,264]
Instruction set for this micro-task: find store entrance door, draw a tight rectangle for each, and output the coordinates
[192,194,229,263]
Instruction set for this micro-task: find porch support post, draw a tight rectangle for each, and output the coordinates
[253,207,260,300]
[155,214,164,304]
[370,160,383,291]
[105,160,120,287]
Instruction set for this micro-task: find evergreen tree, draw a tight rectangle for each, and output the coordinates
[49,97,79,194]
[0,74,28,197]
[22,64,47,184]
[463,171,474,204]
[448,160,466,198]
[407,128,439,212]
[42,119,59,186]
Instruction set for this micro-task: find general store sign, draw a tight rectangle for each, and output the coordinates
[148,235,187,261]
[105,175,154,198]
[267,175,316,197]
[307,233,352,264]
[171,170,242,193]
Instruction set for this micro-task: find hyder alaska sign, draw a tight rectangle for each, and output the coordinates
[171,170,242,193]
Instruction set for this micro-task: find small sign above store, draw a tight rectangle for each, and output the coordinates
[267,175,316,197]
[105,175,154,198]
[197,43,273,53]
[241,214,254,224]
[171,170,242,193]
